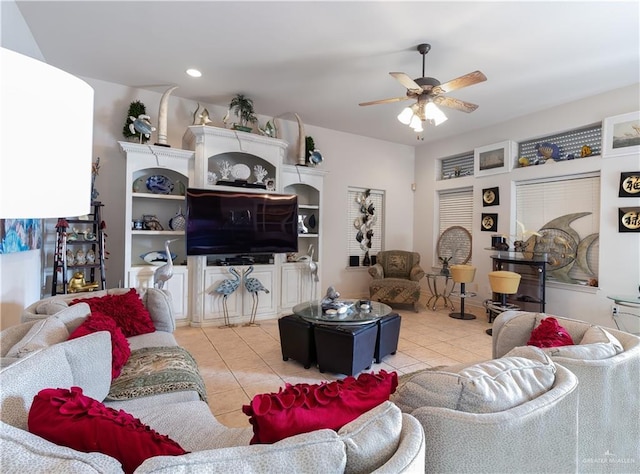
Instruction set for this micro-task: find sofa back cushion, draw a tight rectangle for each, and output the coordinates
[4,316,68,359]
[542,325,624,360]
[0,331,111,430]
[141,288,176,333]
[392,347,556,414]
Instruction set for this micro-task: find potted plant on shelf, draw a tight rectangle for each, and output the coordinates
[229,94,257,132]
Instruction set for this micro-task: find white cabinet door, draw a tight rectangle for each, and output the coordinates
[280,262,317,312]
[127,265,189,323]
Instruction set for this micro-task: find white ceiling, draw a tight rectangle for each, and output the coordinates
[15,1,640,146]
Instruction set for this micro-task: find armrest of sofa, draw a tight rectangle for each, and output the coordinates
[368,263,384,279]
[371,413,425,473]
[491,310,538,358]
[409,265,425,282]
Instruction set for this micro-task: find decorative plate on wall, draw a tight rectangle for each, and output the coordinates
[481,213,498,232]
[482,187,500,206]
[436,226,472,265]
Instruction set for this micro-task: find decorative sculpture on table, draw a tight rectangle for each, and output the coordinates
[213,267,241,328]
[155,85,177,147]
[153,239,178,290]
[242,266,270,327]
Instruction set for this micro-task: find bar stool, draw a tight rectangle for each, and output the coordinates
[449,265,477,320]
[484,271,521,335]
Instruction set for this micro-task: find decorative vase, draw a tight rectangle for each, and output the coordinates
[363,251,371,266]
[169,207,186,231]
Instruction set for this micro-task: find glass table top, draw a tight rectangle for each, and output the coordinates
[292,300,392,325]
[607,295,640,305]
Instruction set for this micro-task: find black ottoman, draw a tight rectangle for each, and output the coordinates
[375,313,401,363]
[278,315,316,369]
[313,323,377,376]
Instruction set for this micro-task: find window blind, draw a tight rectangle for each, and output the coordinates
[438,188,473,264]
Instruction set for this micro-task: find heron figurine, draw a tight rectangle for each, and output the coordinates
[213,267,241,328]
[242,265,270,326]
[153,239,178,290]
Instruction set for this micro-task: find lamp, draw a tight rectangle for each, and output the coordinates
[0,47,94,218]
[397,100,447,132]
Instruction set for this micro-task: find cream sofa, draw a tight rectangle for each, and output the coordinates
[392,346,580,473]
[1,289,426,473]
[492,311,640,473]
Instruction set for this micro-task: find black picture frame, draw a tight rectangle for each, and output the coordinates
[619,172,640,197]
[481,213,498,232]
[482,187,500,206]
[618,207,640,232]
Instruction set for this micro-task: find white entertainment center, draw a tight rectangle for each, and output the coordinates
[119,125,325,327]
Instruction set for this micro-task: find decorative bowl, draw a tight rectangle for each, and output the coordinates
[141,250,177,266]
[146,175,174,194]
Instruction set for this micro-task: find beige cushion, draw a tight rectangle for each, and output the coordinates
[0,331,112,430]
[142,288,175,333]
[542,325,624,360]
[5,316,69,358]
[393,347,556,414]
[338,401,402,474]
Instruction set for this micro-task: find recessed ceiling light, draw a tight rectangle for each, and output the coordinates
[186,69,202,78]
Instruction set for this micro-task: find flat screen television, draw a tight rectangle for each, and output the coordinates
[186,188,299,256]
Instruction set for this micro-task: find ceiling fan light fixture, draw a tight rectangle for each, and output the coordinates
[397,106,414,125]
[424,101,448,126]
[409,114,423,131]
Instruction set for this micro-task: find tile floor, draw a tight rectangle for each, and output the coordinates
[174,303,493,428]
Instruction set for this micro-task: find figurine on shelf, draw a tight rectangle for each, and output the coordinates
[68,272,99,293]
[75,249,86,265]
[66,249,75,265]
[86,249,96,264]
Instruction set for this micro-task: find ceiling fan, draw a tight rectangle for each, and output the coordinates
[359,43,487,130]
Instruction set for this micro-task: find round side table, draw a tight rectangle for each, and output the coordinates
[425,273,455,311]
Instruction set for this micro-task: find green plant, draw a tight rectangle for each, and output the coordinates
[123,100,148,142]
[305,136,315,159]
[229,94,257,127]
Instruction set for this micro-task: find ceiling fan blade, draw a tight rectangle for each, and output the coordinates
[359,96,409,107]
[434,96,479,113]
[432,70,487,95]
[389,72,422,93]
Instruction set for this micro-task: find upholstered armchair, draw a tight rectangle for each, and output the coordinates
[368,250,425,312]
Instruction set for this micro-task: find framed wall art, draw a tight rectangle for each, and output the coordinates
[0,219,42,254]
[474,140,516,177]
[619,171,640,197]
[618,207,640,232]
[482,187,500,206]
[481,213,498,232]
[603,111,640,157]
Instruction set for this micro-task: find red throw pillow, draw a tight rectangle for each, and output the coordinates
[242,370,398,444]
[71,289,155,337]
[68,310,131,379]
[28,387,187,473]
[527,317,575,348]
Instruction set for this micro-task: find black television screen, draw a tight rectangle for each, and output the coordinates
[186,188,299,256]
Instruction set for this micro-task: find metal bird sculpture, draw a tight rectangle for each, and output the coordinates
[242,265,270,326]
[153,239,178,290]
[213,267,242,328]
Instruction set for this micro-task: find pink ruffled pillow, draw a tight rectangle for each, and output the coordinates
[242,370,398,444]
[71,289,155,337]
[28,387,187,474]
[528,317,574,348]
[68,310,131,379]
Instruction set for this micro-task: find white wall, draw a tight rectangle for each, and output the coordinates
[83,78,416,300]
[414,84,640,328]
